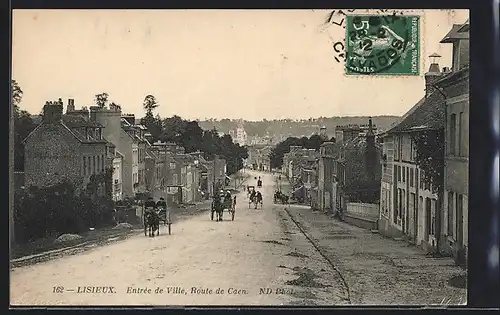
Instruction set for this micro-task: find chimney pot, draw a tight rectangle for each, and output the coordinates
[42,101,63,124]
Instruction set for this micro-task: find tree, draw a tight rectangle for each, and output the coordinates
[143,94,159,113]
[140,112,163,142]
[269,134,330,169]
[12,80,36,172]
[95,92,109,108]
[12,80,23,109]
[411,129,445,254]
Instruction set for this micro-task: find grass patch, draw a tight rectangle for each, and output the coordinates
[11,224,141,260]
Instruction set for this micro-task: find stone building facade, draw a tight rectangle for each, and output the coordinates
[23,100,110,193]
[436,21,469,265]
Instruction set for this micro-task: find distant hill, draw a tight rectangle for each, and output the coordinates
[198,116,401,138]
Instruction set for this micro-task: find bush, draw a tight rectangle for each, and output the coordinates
[13,181,115,244]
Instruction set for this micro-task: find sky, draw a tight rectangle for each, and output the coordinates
[12,9,469,121]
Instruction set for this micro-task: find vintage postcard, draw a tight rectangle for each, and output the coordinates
[10,9,469,306]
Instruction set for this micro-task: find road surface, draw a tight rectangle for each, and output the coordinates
[10,170,466,306]
[10,171,348,306]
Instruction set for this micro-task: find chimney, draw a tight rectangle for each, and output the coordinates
[425,53,442,97]
[366,117,375,137]
[66,98,75,113]
[88,105,122,141]
[42,100,63,124]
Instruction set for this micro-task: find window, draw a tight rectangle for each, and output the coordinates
[102,155,105,171]
[426,198,432,236]
[410,138,416,161]
[87,157,91,175]
[419,196,423,227]
[459,112,464,156]
[83,157,87,176]
[394,136,400,160]
[387,191,391,216]
[397,166,401,182]
[431,199,437,235]
[399,136,403,160]
[92,156,96,174]
[402,166,406,182]
[410,168,414,187]
[450,113,457,155]
[394,189,400,224]
[173,174,178,185]
[170,162,176,170]
[401,190,405,222]
[393,165,397,182]
[448,191,455,237]
[424,179,430,191]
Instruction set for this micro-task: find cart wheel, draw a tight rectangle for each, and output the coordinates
[168,224,171,235]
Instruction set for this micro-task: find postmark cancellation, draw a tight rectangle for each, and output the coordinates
[345,14,420,76]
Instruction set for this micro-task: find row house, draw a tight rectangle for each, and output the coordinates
[89,105,147,198]
[436,20,469,265]
[246,144,272,171]
[120,115,148,195]
[213,156,228,194]
[294,149,319,204]
[378,20,469,260]
[144,145,166,200]
[283,145,305,184]
[317,141,342,213]
[335,119,381,215]
[379,57,446,251]
[189,151,211,199]
[108,142,124,201]
[175,154,200,204]
[316,120,380,216]
[335,123,379,142]
[23,100,111,195]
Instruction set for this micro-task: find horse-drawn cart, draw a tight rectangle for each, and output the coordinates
[211,193,236,221]
[143,207,171,236]
[247,185,255,198]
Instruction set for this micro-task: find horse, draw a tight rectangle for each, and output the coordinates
[255,192,263,209]
[212,198,224,222]
[145,208,160,237]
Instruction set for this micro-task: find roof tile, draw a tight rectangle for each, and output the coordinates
[387,91,445,134]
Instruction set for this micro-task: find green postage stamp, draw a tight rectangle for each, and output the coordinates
[345,15,420,75]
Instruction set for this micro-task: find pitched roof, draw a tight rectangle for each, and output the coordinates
[440,24,469,43]
[387,91,445,134]
[115,150,125,158]
[62,115,102,128]
[435,65,470,87]
[22,120,107,144]
[457,19,469,32]
[174,154,196,165]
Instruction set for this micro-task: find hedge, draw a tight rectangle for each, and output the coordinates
[13,180,115,244]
